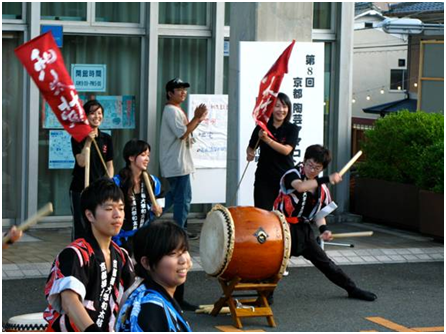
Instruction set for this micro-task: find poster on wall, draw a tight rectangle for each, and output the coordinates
[43,95,136,129]
[188,94,228,168]
[187,94,228,204]
[238,42,325,206]
[49,129,111,169]
[71,64,107,92]
[48,130,75,169]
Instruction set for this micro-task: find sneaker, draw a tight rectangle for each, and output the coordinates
[179,300,199,312]
[283,268,290,277]
[186,231,199,240]
[348,288,377,301]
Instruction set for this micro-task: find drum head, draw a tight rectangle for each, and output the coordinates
[5,312,47,332]
[200,205,235,276]
[272,210,292,277]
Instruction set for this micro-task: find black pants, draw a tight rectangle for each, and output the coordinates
[290,223,357,292]
[70,191,87,241]
[254,180,280,211]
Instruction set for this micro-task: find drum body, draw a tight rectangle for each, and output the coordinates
[5,313,47,332]
[200,205,291,281]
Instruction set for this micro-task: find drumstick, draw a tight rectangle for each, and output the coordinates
[338,150,363,177]
[331,231,373,239]
[2,203,53,244]
[142,171,161,217]
[196,305,230,314]
[84,146,90,189]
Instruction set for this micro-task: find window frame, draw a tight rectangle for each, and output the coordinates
[158,2,211,28]
[39,3,146,34]
[312,2,336,39]
[389,68,407,91]
[2,2,26,24]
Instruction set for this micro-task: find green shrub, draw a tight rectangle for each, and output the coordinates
[416,140,444,193]
[358,110,444,191]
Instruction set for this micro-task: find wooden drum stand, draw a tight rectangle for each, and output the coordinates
[210,275,280,329]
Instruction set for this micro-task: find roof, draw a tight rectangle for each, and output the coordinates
[363,98,417,115]
[384,2,444,16]
[355,2,382,16]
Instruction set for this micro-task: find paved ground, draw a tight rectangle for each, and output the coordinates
[2,219,443,280]
[2,217,444,331]
[2,263,444,331]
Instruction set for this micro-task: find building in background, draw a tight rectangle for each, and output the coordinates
[383,2,444,114]
[2,3,355,227]
[352,2,408,120]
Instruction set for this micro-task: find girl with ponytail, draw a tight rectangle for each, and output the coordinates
[112,139,163,254]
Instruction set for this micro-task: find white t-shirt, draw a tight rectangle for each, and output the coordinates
[159,104,195,178]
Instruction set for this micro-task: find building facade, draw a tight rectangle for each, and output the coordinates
[352,6,408,120]
[2,3,354,227]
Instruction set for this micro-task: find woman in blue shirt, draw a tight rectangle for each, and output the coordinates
[116,221,192,332]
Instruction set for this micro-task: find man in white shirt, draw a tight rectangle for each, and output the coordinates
[159,78,208,240]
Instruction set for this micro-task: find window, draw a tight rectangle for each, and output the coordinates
[38,35,141,215]
[323,43,332,148]
[398,59,406,67]
[223,40,230,94]
[2,3,22,20]
[159,3,207,25]
[157,38,208,114]
[41,3,87,21]
[95,3,141,23]
[390,69,407,90]
[419,41,444,113]
[225,3,231,26]
[2,33,24,219]
[313,3,331,29]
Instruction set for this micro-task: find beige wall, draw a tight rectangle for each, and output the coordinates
[352,28,408,119]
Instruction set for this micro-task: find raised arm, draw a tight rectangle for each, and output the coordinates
[179,104,208,140]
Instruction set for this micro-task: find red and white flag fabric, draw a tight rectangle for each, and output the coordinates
[15,32,91,142]
[252,40,295,138]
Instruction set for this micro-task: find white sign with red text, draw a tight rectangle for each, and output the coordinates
[238,42,324,206]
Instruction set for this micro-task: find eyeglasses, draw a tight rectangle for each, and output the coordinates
[304,161,323,172]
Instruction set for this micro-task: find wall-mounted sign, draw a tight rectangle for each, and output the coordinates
[41,25,63,48]
[238,42,325,206]
[71,64,106,92]
[43,95,135,129]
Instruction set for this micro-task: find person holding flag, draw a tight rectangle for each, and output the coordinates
[247,92,299,210]
[244,40,297,210]
[70,99,114,240]
[14,32,109,241]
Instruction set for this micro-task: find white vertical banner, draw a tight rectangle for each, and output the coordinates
[238,42,325,206]
[188,94,228,203]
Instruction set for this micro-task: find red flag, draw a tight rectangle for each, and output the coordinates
[252,40,295,138]
[14,32,92,142]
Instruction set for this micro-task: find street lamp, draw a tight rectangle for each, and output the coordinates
[374,18,444,35]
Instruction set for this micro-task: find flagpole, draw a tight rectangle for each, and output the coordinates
[229,137,261,206]
[92,138,111,178]
[84,147,90,188]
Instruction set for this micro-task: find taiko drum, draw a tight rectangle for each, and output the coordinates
[199,205,291,281]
